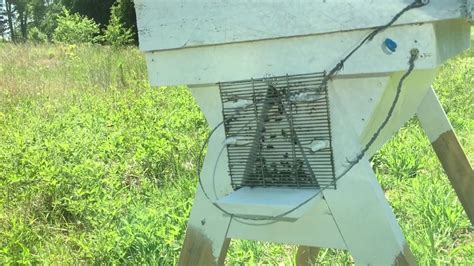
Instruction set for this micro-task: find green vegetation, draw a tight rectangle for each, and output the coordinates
[1,0,137,45]
[52,9,102,44]
[102,3,135,47]
[0,39,472,264]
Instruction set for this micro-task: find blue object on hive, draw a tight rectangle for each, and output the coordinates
[384,38,398,53]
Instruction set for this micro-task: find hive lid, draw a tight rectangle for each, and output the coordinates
[135,0,471,52]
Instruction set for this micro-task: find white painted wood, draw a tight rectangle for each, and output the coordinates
[226,194,347,249]
[224,81,414,261]
[188,85,234,198]
[216,187,321,219]
[417,87,452,142]
[416,87,474,225]
[319,84,410,264]
[135,0,470,52]
[184,85,234,260]
[434,20,472,64]
[190,70,442,164]
[145,23,437,86]
[184,188,232,261]
[348,69,437,157]
[332,19,470,157]
[330,76,389,139]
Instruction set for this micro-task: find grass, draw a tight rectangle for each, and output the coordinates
[0,38,472,264]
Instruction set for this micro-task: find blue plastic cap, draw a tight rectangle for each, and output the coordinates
[384,38,398,53]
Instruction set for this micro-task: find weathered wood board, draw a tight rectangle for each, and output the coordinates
[135,0,472,52]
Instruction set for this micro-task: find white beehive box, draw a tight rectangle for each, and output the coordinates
[135,0,472,155]
[135,1,472,265]
[136,0,471,84]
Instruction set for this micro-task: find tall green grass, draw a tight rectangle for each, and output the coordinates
[0,40,472,264]
[0,44,205,264]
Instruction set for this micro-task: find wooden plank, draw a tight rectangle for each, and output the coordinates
[135,0,467,52]
[179,228,230,266]
[417,88,474,224]
[431,131,474,224]
[296,246,320,266]
[226,195,346,250]
[394,244,418,266]
[333,70,437,159]
[144,23,438,86]
[216,187,322,220]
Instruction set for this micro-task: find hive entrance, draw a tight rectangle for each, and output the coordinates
[219,72,336,190]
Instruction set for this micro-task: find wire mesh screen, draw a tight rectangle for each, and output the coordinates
[219,72,336,190]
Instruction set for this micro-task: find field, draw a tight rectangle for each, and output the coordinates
[0,36,472,264]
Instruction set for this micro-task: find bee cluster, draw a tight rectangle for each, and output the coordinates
[219,72,336,189]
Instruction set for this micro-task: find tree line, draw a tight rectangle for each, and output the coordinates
[0,0,138,45]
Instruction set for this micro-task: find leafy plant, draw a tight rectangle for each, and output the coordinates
[38,3,65,41]
[53,9,102,44]
[27,27,48,44]
[103,1,134,47]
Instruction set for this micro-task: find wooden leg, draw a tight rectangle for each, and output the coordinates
[180,86,236,265]
[417,87,474,224]
[296,246,320,266]
[178,189,233,266]
[179,228,230,266]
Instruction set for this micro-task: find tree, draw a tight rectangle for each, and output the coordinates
[30,0,48,29]
[2,0,138,44]
[39,2,63,40]
[61,0,137,44]
[4,0,33,42]
[11,0,29,40]
[5,0,15,41]
[53,8,101,44]
[103,1,134,47]
[60,0,115,27]
[2,0,58,42]
[0,4,8,40]
[110,0,137,44]
[0,21,6,41]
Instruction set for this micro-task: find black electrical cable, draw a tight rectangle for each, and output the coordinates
[325,0,429,80]
[194,0,427,224]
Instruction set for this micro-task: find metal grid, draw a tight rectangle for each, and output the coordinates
[219,72,336,189]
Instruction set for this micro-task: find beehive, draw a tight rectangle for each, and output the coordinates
[135,1,472,264]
